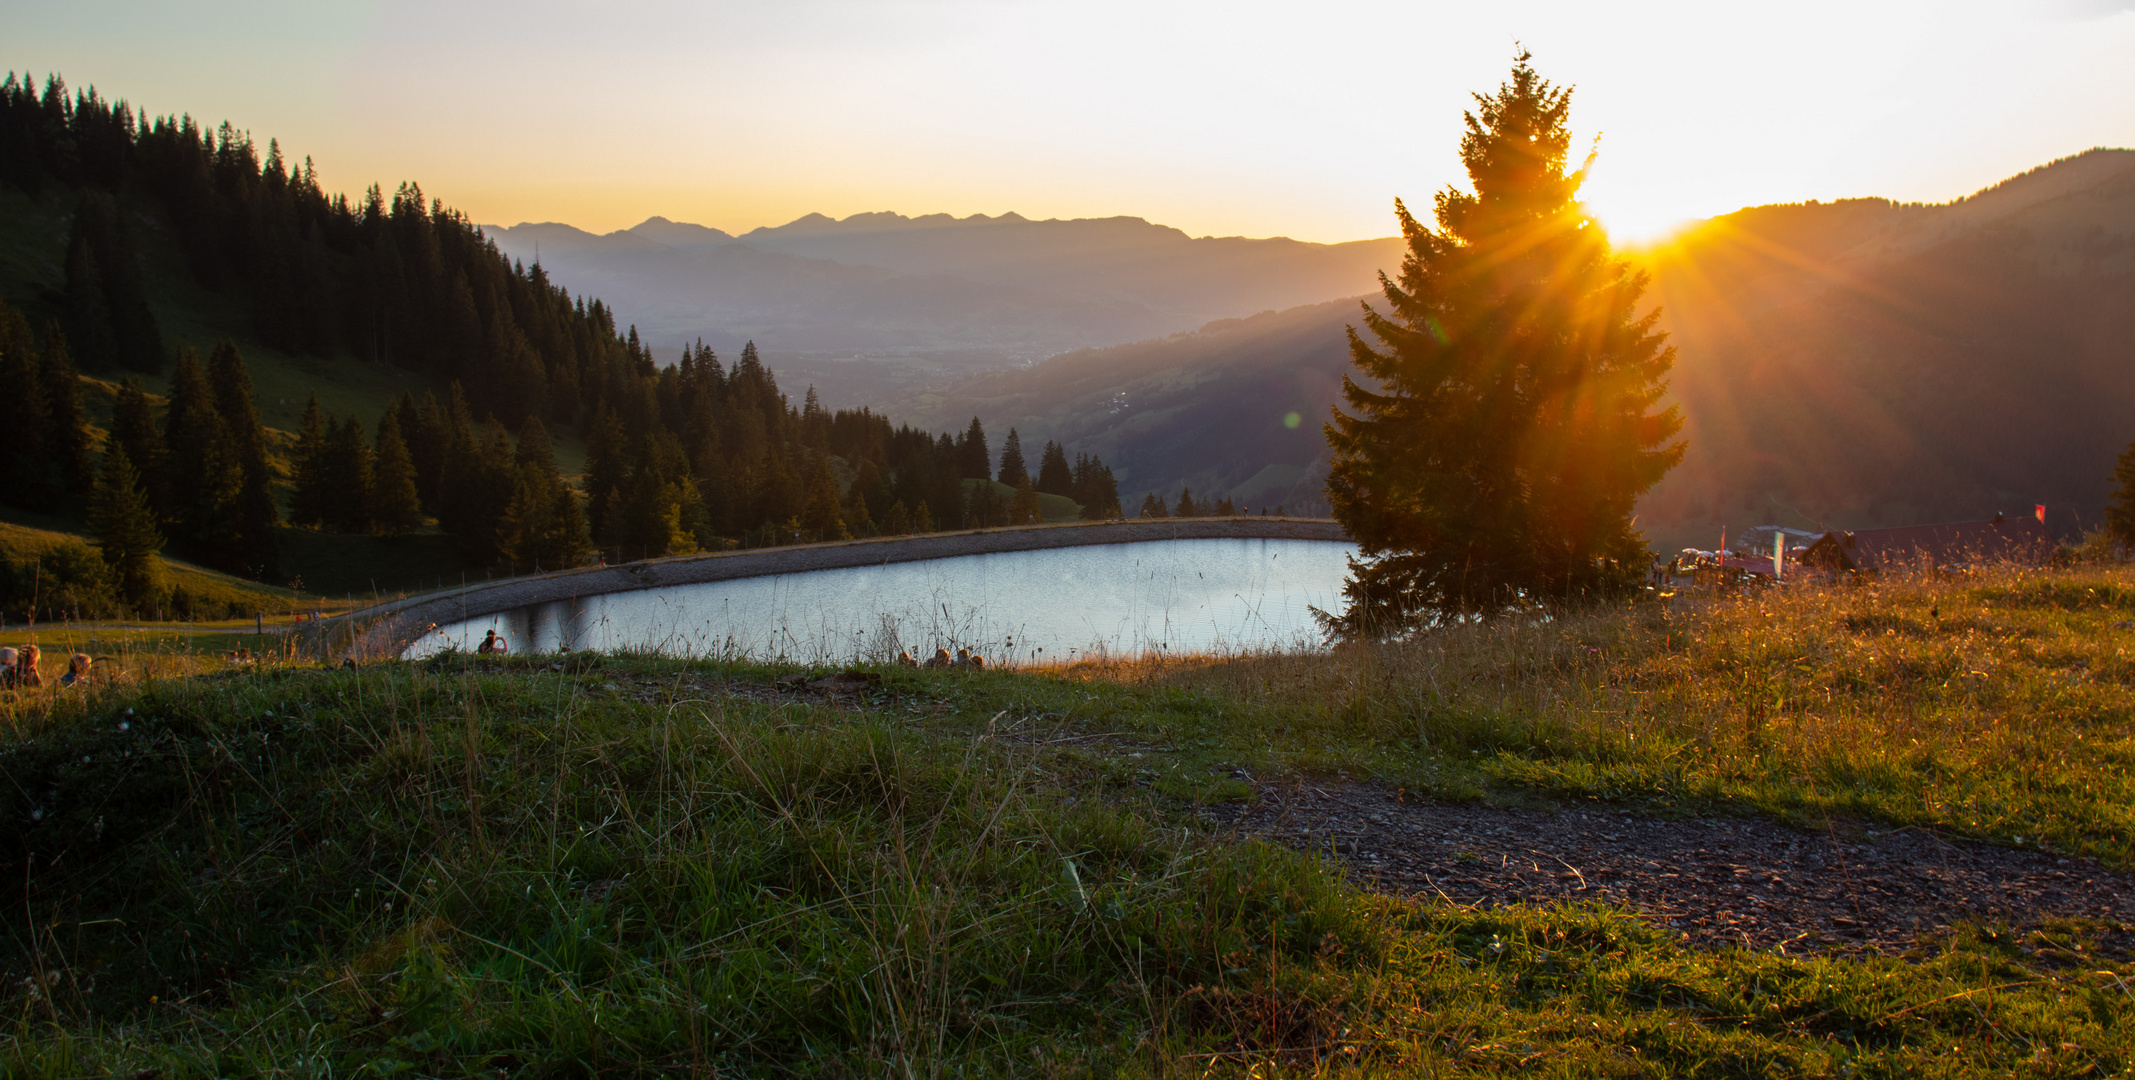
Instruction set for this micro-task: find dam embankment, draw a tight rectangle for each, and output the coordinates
[330,517,1350,661]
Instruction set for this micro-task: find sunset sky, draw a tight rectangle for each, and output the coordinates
[12,0,2134,245]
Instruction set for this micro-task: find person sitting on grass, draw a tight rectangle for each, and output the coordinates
[12,645,41,688]
[922,648,953,669]
[478,629,508,655]
[60,653,91,687]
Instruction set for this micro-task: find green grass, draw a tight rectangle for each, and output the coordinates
[2,567,2133,1074]
[0,515,300,618]
[1084,563,2135,871]
[963,478,1084,523]
[0,508,470,619]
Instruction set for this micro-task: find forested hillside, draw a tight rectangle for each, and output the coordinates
[0,72,1123,616]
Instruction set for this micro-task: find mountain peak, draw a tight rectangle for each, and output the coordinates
[628,216,735,246]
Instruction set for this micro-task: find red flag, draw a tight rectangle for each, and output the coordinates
[2035,504,2046,524]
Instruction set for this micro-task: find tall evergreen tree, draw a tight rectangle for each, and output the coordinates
[160,347,243,553]
[1324,52,1682,636]
[584,407,629,542]
[997,428,1029,488]
[1174,486,1200,518]
[86,445,162,610]
[1072,454,1122,519]
[33,325,93,506]
[322,415,374,534]
[800,451,849,541]
[290,395,329,528]
[1138,492,1168,518]
[1009,475,1042,526]
[959,417,991,479]
[371,411,424,538]
[110,377,160,495]
[538,485,595,568]
[206,339,278,575]
[0,301,43,492]
[882,500,912,536]
[61,191,162,373]
[1036,440,1073,497]
[2107,438,2135,546]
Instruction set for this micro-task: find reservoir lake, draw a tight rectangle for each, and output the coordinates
[405,536,1355,663]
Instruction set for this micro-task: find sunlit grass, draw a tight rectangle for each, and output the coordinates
[1067,563,2135,866]
[0,565,2130,1074]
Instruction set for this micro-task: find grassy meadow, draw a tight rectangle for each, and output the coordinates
[0,564,2130,1075]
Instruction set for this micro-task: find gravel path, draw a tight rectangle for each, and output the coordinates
[1208,782,2135,955]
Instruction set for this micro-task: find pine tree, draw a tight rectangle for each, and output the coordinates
[584,407,629,542]
[290,396,329,528]
[997,428,1029,487]
[0,301,44,494]
[1139,493,1168,518]
[110,378,160,498]
[1175,486,1199,518]
[912,499,936,534]
[37,326,93,504]
[1325,52,1682,635]
[538,485,594,568]
[959,417,991,479]
[371,411,424,538]
[452,422,517,562]
[968,480,1004,528]
[1072,453,1122,520]
[87,445,162,611]
[1009,475,1042,525]
[160,347,242,551]
[515,414,560,480]
[800,451,849,541]
[1214,497,1236,516]
[2107,438,2135,545]
[1036,440,1073,496]
[323,415,374,534]
[882,500,912,536]
[61,226,117,371]
[207,340,279,576]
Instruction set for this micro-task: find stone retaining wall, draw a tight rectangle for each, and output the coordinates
[335,517,1350,660]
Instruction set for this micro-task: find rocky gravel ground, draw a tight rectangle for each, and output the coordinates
[1207,782,2135,957]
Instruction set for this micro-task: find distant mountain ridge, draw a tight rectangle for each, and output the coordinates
[889,149,2135,546]
[482,212,1404,403]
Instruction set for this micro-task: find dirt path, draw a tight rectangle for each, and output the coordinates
[1207,783,2135,956]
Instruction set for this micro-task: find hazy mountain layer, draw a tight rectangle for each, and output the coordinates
[891,149,2135,547]
[483,213,1403,400]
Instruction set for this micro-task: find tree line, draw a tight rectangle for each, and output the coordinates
[286,339,1124,566]
[1,71,1129,594]
[3,71,665,429]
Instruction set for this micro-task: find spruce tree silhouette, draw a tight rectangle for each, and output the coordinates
[1324,52,1682,637]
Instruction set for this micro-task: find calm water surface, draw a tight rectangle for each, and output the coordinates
[406,537,1355,662]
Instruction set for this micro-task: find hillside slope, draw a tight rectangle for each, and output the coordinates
[890,149,2135,545]
[889,300,1359,514]
[1638,147,2135,544]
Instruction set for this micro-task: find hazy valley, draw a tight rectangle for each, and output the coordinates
[485,211,1403,403]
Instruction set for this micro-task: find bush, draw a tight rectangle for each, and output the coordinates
[0,536,121,621]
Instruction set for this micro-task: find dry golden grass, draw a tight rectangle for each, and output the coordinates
[1066,563,2135,865]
